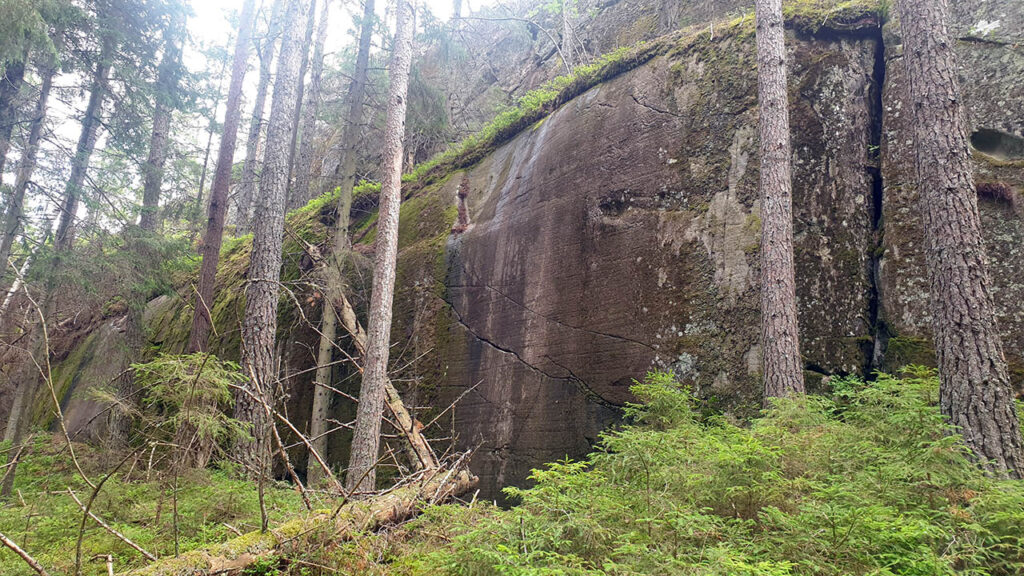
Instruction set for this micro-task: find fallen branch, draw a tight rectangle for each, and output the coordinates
[0,529,50,575]
[120,463,478,575]
[67,489,157,561]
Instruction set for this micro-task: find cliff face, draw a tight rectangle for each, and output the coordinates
[30,0,1024,500]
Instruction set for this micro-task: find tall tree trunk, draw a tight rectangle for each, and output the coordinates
[139,16,185,232]
[186,0,257,356]
[895,0,1024,477]
[346,0,415,494]
[235,0,309,471]
[110,14,188,447]
[235,0,285,236]
[754,0,804,402]
[561,0,575,71]
[54,37,114,252]
[0,57,26,187]
[307,0,375,486]
[178,0,257,469]
[0,64,54,285]
[284,0,318,212]
[290,0,329,211]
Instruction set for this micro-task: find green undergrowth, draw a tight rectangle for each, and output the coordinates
[317,369,1024,575]
[0,436,305,575]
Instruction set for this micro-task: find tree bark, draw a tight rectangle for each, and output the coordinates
[235,0,309,471]
[307,0,375,486]
[0,58,26,187]
[290,0,330,211]
[54,37,114,253]
[235,0,285,236]
[895,0,1024,477]
[178,0,257,469]
[139,15,185,232]
[561,0,575,71]
[0,63,54,283]
[346,0,416,494]
[754,0,804,403]
[186,0,258,356]
[284,0,318,211]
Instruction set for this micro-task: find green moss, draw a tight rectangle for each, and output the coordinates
[783,0,883,34]
[883,336,936,372]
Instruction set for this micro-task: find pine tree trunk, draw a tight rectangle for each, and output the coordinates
[235,0,310,471]
[346,0,416,494]
[307,0,375,486]
[139,17,184,233]
[561,0,575,71]
[0,58,26,186]
[186,0,257,356]
[0,64,54,283]
[754,0,804,402]
[235,0,285,236]
[290,0,329,211]
[54,37,114,252]
[284,0,318,211]
[895,0,1024,477]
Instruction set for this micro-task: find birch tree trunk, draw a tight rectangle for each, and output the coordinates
[895,0,1024,477]
[346,0,416,494]
[290,0,330,211]
[754,0,805,402]
[307,0,375,486]
[186,0,257,356]
[235,0,285,236]
[235,0,310,471]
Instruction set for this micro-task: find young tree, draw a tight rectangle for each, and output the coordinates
[186,0,257,355]
[346,0,416,493]
[290,0,329,210]
[895,0,1024,476]
[235,0,284,235]
[235,0,309,470]
[754,0,804,402]
[307,0,375,486]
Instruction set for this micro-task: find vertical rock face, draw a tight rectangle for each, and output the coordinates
[401,27,883,499]
[879,0,1024,384]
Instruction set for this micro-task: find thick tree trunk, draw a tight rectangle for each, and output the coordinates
[54,38,113,252]
[186,0,257,355]
[235,0,309,471]
[0,58,26,186]
[307,0,375,486]
[0,64,54,283]
[290,0,329,211]
[284,0,318,211]
[754,0,804,402]
[235,0,284,236]
[346,0,416,494]
[895,0,1024,477]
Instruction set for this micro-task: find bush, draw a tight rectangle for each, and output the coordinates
[376,368,1024,575]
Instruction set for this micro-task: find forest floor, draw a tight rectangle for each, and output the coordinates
[3,369,1024,575]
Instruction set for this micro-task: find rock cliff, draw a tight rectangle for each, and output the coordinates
[17,0,1023,501]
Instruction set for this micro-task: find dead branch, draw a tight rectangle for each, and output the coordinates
[67,489,157,561]
[0,529,50,575]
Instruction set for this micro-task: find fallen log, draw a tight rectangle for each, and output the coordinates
[120,464,477,575]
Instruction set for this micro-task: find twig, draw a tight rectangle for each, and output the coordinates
[74,448,140,575]
[67,489,157,561]
[0,529,49,575]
